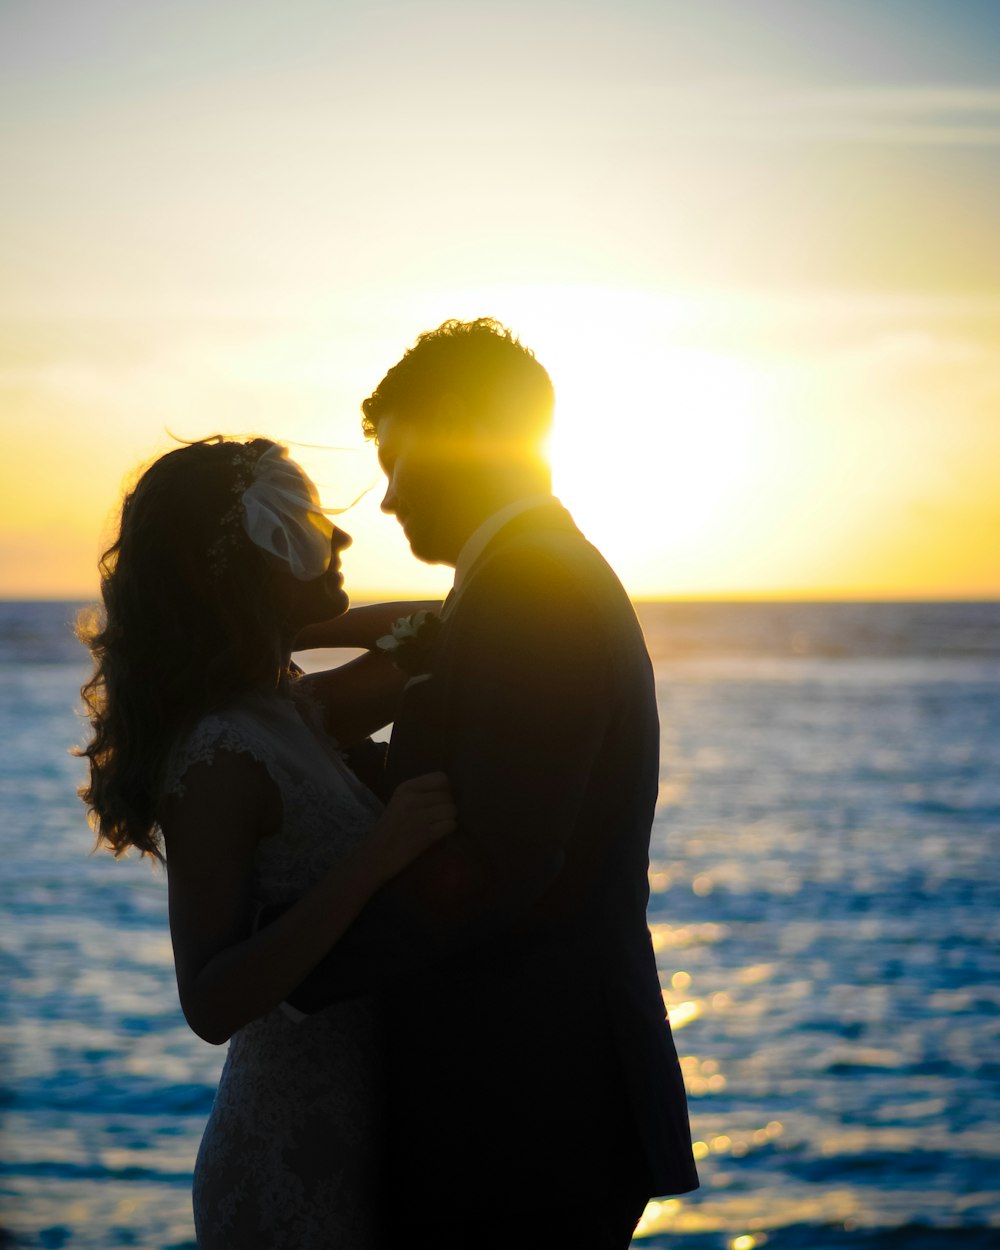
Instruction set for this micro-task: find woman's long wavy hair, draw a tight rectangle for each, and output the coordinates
[77,437,289,863]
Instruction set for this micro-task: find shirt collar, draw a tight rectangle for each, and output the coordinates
[452,494,556,594]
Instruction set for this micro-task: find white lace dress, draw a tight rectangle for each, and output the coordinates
[163,689,386,1250]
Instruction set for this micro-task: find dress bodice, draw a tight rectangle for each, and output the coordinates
[163,686,384,905]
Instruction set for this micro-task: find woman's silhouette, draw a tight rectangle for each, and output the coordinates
[77,436,454,1247]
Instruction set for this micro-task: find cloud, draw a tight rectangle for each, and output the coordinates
[682,84,1000,146]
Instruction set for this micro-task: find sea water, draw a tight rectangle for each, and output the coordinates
[1,600,998,1249]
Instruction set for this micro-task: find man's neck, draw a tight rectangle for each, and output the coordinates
[454,463,550,542]
[452,492,556,591]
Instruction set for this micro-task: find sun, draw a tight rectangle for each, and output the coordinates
[544,339,766,595]
[405,282,772,597]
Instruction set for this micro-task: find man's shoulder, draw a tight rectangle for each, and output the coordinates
[475,515,628,608]
[450,515,639,656]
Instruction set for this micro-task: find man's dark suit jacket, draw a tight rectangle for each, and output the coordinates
[301,500,698,1221]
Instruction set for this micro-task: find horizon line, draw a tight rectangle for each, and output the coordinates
[4,591,999,606]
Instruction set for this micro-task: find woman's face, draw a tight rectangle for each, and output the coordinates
[274,526,353,631]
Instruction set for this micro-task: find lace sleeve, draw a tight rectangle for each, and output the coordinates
[162,712,286,800]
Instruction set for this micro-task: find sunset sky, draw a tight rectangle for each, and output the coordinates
[2,0,998,600]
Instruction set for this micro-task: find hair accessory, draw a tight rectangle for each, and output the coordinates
[207,446,262,573]
[208,443,333,579]
[241,445,334,580]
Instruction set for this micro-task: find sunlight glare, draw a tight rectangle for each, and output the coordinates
[403,283,770,596]
[550,344,762,558]
[469,286,768,593]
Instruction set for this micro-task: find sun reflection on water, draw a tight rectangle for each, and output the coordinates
[633,1159,864,1241]
[665,999,703,1031]
[6,604,999,1246]
[648,921,729,950]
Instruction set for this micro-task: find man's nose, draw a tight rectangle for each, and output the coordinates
[380,482,397,515]
[331,525,352,551]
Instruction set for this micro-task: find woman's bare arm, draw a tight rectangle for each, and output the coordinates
[161,750,455,1045]
[295,652,407,745]
[294,600,442,651]
[294,600,444,743]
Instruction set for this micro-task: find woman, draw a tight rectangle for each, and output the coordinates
[77,436,454,1248]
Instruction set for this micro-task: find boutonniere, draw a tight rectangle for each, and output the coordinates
[375,610,443,676]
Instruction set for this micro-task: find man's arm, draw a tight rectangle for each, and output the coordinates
[288,542,616,1005]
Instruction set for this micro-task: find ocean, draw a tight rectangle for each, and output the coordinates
[1,599,998,1249]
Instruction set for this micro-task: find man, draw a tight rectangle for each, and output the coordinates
[300,318,698,1246]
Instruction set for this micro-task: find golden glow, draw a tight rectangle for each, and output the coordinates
[548,338,766,587]
[2,4,997,601]
[2,283,998,600]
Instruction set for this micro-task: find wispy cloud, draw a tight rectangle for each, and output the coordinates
[684,85,1000,145]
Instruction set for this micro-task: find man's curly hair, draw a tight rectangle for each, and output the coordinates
[361,318,554,442]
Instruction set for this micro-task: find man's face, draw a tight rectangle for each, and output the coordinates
[376,413,461,565]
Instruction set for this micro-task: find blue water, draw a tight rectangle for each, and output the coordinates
[2,600,998,1249]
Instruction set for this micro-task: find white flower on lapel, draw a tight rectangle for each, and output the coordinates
[376,610,443,675]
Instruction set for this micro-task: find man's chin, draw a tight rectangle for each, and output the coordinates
[407,541,451,567]
[402,530,433,563]
[399,522,454,566]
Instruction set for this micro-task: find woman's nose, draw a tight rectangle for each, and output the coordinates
[331,526,352,551]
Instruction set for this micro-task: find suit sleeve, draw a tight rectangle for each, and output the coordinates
[288,542,616,1004]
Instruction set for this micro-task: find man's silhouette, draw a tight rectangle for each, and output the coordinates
[297,318,698,1247]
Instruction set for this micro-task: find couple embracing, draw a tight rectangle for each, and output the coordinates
[78,319,698,1248]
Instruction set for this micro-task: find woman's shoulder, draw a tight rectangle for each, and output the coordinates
[161,695,287,800]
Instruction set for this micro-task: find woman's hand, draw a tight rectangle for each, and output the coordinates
[364,771,456,884]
